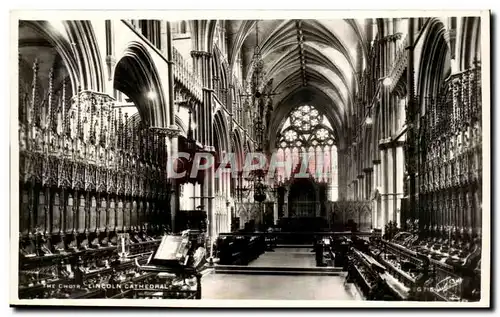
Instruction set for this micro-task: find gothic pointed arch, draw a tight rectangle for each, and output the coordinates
[457,17,481,71]
[189,20,218,53]
[231,128,245,171]
[213,110,230,156]
[113,41,167,127]
[65,21,105,92]
[417,18,450,112]
[19,20,80,94]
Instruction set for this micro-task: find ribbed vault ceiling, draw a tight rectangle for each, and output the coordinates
[227,19,371,146]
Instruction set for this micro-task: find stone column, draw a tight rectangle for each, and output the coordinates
[284,188,289,218]
[191,49,217,251]
[315,185,321,217]
[201,162,215,245]
[194,183,201,209]
[359,174,366,200]
[387,145,395,224]
[395,143,405,227]
[104,20,116,93]
[162,22,179,232]
[273,199,279,225]
[166,21,175,128]
[150,126,180,232]
[169,134,179,232]
[223,169,230,232]
[363,167,373,201]
[372,160,381,229]
[190,50,214,148]
[406,18,417,223]
[336,148,347,200]
[379,142,388,233]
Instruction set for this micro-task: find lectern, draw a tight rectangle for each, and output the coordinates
[133,230,206,299]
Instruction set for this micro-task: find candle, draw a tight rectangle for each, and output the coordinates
[121,235,125,255]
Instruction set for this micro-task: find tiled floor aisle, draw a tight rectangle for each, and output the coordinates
[202,273,353,300]
[202,248,354,300]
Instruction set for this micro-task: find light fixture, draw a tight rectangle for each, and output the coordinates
[382,77,393,87]
[450,58,458,73]
[365,107,373,125]
[50,20,67,37]
[147,91,156,100]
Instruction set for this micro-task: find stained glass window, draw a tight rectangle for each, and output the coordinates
[277,105,335,148]
[275,104,338,201]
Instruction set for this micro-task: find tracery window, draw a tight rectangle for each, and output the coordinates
[275,104,338,201]
[277,105,336,148]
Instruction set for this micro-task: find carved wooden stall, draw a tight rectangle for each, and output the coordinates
[416,63,482,258]
[354,63,483,302]
[415,62,482,301]
[17,58,174,298]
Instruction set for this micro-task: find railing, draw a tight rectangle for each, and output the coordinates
[365,234,481,302]
[347,247,409,300]
[172,47,203,101]
[372,239,429,291]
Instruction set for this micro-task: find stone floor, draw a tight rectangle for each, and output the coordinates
[202,247,356,300]
[248,247,317,268]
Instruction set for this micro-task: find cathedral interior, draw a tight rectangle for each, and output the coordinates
[16,17,483,302]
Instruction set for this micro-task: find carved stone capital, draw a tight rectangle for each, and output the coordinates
[378,138,392,150]
[388,32,403,42]
[378,138,406,150]
[392,140,406,148]
[149,125,180,138]
[190,50,212,59]
[380,32,403,44]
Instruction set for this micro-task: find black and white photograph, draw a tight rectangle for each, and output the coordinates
[9,10,491,308]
